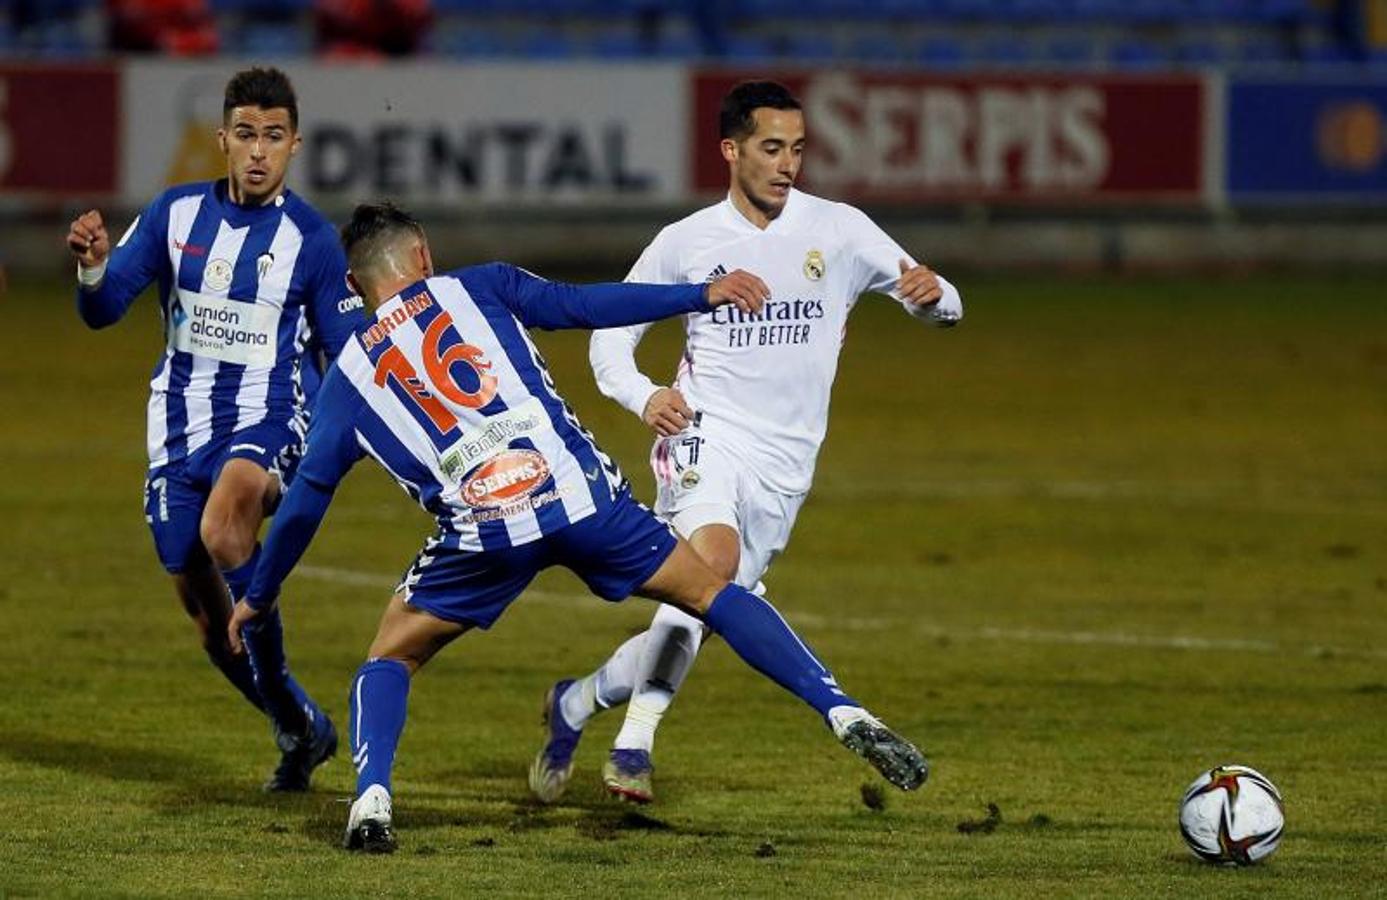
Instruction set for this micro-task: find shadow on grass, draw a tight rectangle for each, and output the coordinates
[291,790,730,850]
[0,732,218,787]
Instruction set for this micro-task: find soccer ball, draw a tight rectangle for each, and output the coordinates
[1179,764,1284,866]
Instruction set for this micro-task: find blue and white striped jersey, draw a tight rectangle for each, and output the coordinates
[76,179,366,469]
[280,263,710,555]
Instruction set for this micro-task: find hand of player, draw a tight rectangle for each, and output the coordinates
[896,258,943,308]
[643,386,695,436]
[705,268,769,315]
[226,598,267,656]
[66,210,111,268]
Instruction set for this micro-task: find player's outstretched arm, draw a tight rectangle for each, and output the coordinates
[227,366,365,651]
[227,477,336,652]
[485,263,768,332]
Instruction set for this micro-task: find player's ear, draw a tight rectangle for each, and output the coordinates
[290,131,302,156]
[217,128,228,154]
[720,138,738,165]
[418,240,435,278]
[345,270,364,299]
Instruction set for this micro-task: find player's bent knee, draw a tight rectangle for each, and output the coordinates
[200,523,254,570]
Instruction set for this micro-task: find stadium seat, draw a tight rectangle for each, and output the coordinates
[723,34,774,62]
[1109,38,1169,68]
[977,35,1034,66]
[235,21,313,56]
[589,30,645,58]
[18,20,100,57]
[1044,34,1097,66]
[1173,39,1227,67]
[211,0,312,12]
[1236,37,1287,64]
[430,25,507,57]
[519,29,576,59]
[917,35,967,67]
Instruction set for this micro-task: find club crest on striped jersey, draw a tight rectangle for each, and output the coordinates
[461,449,550,509]
[256,252,275,281]
[204,258,234,291]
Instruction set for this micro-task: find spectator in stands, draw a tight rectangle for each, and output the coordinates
[316,0,432,59]
[108,0,217,55]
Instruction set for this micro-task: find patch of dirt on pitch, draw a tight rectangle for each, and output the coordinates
[956,803,1002,835]
[578,810,673,841]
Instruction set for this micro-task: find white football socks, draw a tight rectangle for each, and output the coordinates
[612,605,707,753]
[561,632,646,730]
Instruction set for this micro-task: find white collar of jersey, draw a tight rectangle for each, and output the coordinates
[723,187,800,234]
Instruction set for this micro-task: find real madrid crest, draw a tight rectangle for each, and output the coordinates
[204,258,234,292]
[680,469,701,489]
[803,249,825,281]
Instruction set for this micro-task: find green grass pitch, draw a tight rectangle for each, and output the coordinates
[2,271,1384,897]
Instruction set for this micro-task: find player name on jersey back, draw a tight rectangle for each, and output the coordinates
[168,289,280,367]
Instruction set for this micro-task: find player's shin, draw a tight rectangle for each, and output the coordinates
[349,659,411,797]
[563,631,646,729]
[701,584,857,718]
[613,607,705,752]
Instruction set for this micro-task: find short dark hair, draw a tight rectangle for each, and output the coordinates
[719,80,801,141]
[223,67,298,130]
[340,201,425,273]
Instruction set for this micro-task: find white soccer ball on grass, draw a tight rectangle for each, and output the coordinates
[1179,764,1284,866]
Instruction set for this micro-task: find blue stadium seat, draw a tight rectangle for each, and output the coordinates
[235,21,314,57]
[1173,39,1227,67]
[930,0,998,20]
[1189,0,1252,22]
[1045,35,1097,65]
[1004,0,1078,22]
[519,29,577,59]
[786,34,837,61]
[977,35,1034,66]
[723,34,774,62]
[850,34,913,63]
[431,26,508,57]
[211,0,312,13]
[659,33,702,58]
[917,36,967,67]
[1300,43,1356,65]
[19,20,98,58]
[1252,0,1315,23]
[432,0,507,12]
[1109,38,1170,68]
[1236,37,1288,64]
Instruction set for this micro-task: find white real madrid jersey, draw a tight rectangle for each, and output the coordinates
[589,188,962,494]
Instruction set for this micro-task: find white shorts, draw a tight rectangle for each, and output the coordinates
[650,429,806,590]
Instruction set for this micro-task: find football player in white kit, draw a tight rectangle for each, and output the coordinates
[531,81,963,804]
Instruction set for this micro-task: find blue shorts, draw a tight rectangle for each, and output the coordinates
[143,419,303,574]
[397,490,678,629]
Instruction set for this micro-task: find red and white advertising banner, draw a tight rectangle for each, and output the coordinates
[693,70,1212,205]
[0,64,120,196]
[122,61,689,208]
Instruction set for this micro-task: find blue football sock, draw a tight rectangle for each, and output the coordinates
[222,543,261,601]
[349,659,411,796]
[209,647,267,713]
[702,584,859,719]
[241,605,312,737]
